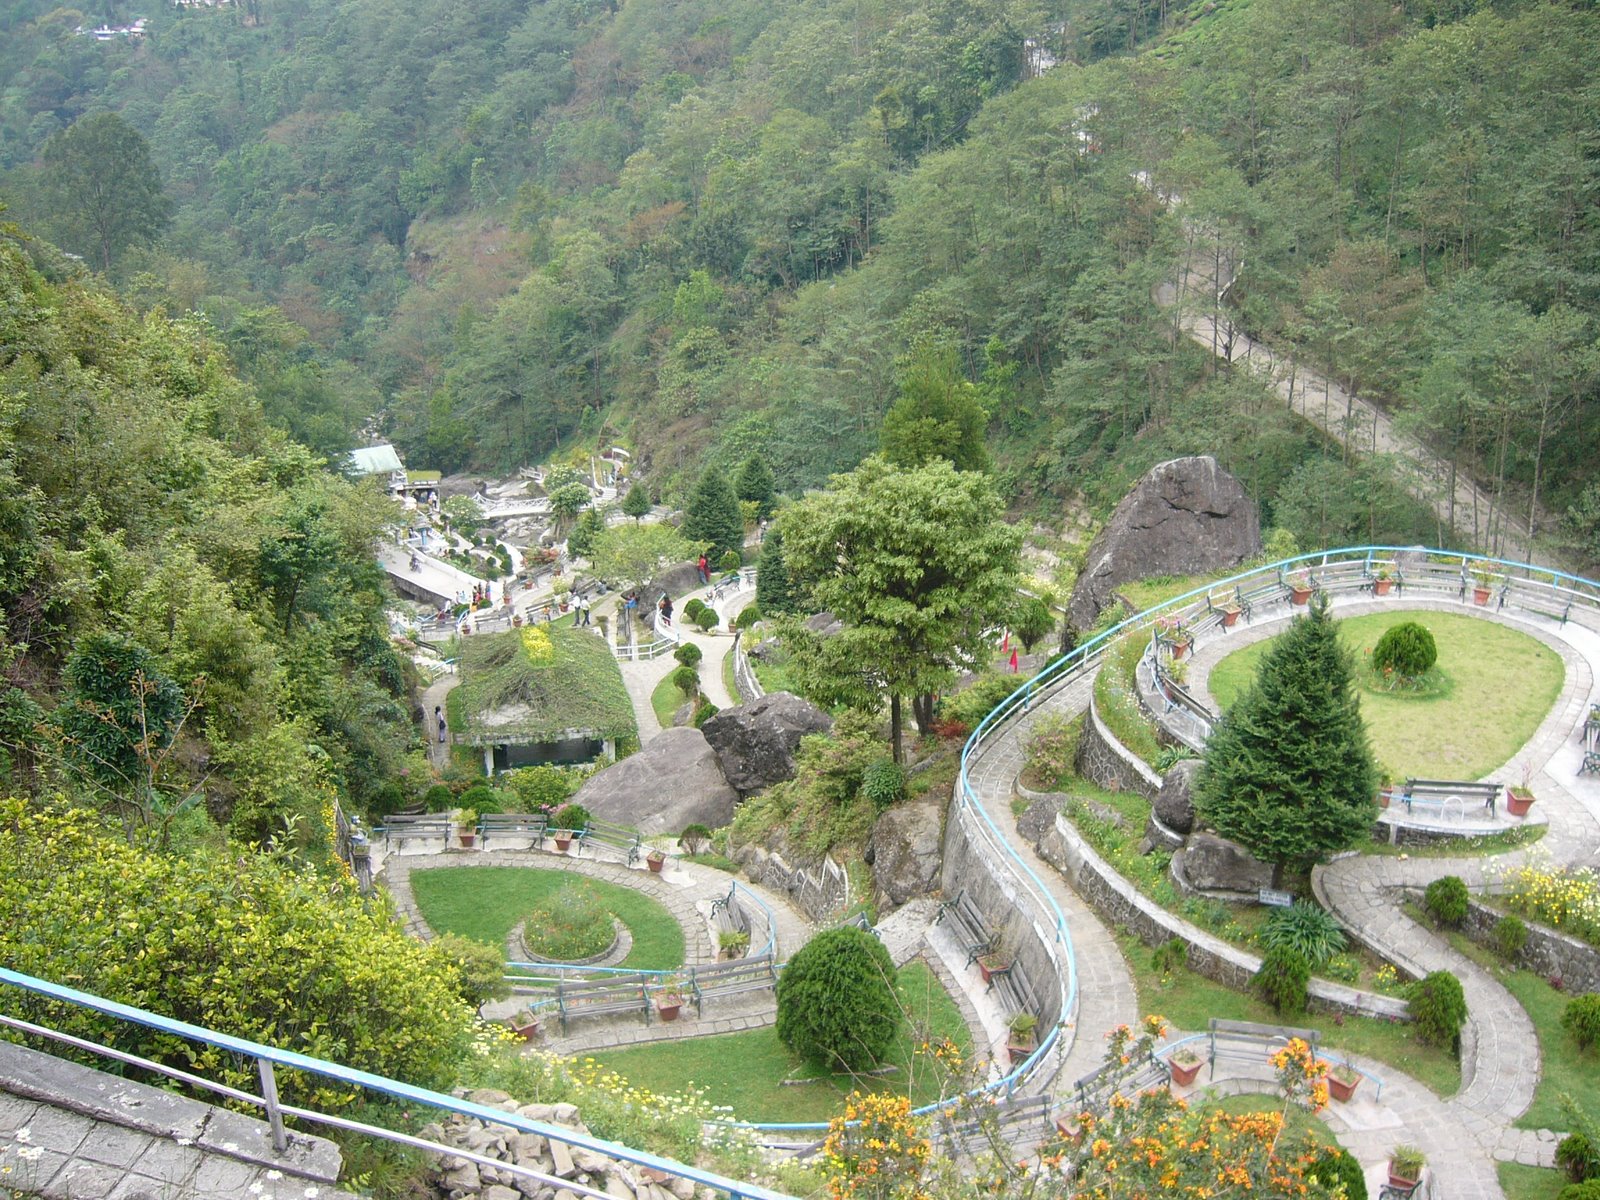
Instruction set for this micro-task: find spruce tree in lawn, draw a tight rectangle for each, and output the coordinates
[682,466,744,561]
[756,526,797,615]
[1194,595,1376,881]
[621,483,652,521]
[735,455,776,521]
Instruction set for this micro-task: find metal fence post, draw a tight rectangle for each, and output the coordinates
[257,1057,288,1153]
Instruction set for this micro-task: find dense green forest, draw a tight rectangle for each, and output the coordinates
[1,0,1597,552]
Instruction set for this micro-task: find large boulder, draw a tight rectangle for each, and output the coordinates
[644,559,705,603]
[571,727,738,834]
[866,799,944,909]
[1153,759,1201,836]
[1177,832,1274,895]
[700,692,833,795]
[1069,456,1260,629]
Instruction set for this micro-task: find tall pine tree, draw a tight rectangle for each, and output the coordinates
[756,526,796,614]
[621,483,651,521]
[735,455,776,520]
[681,466,744,560]
[1194,596,1376,878]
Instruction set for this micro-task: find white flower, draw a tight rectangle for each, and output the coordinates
[305,1188,321,1198]
[12,1129,29,1143]
[248,1182,264,1195]
[17,1146,43,1162]
[266,1169,283,1180]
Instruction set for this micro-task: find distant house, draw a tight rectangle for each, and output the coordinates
[452,628,636,773]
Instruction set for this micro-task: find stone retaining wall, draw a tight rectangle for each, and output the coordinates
[1074,694,1162,801]
[734,844,848,924]
[1459,897,1600,994]
[1034,807,1409,1021]
[938,797,1069,1040]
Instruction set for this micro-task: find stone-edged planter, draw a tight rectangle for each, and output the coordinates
[1506,788,1535,817]
[1168,1056,1203,1087]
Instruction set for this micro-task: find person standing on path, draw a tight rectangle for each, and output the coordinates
[697,554,710,584]
[434,705,446,744]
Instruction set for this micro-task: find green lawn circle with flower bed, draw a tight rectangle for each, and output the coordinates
[1207,610,1562,781]
[410,867,684,970]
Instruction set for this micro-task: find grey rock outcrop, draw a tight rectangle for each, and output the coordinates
[866,799,944,909]
[1153,759,1201,836]
[572,727,738,833]
[700,692,833,795]
[1069,455,1260,628]
[1177,831,1274,895]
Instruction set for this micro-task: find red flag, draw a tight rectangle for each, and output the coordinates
[1001,631,1010,652]
[1008,649,1020,674]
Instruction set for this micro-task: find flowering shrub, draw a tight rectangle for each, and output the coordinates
[823,1092,932,1200]
[1270,1038,1330,1112]
[519,624,554,665]
[1497,859,1600,948]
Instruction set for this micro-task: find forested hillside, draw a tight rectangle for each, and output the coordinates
[1,0,1597,559]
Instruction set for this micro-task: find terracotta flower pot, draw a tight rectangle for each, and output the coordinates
[459,830,476,849]
[1473,586,1491,606]
[647,855,665,873]
[1377,788,1393,809]
[1388,1168,1423,1191]
[1290,585,1313,605]
[1221,608,1241,628]
[1506,789,1535,817]
[1375,578,1393,596]
[1168,1057,1203,1087]
[554,835,572,852]
[1008,1039,1035,1065]
[1329,1072,1360,1102]
[1171,641,1189,661]
[977,955,1010,985]
[656,997,683,1022]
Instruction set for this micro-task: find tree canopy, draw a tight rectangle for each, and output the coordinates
[1195,596,1377,874]
[779,456,1020,760]
[680,465,744,561]
[38,111,171,274]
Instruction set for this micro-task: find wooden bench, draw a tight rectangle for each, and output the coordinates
[478,813,547,850]
[1399,778,1500,817]
[934,890,996,968]
[1511,587,1572,625]
[381,813,455,851]
[1206,1018,1318,1080]
[554,974,652,1033]
[992,958,1041,1020]
[688,953,777,1016]
[1062,1051,1169,1130]
[584,818,644,865]
[1230,577,1291,624]
[933,1094,1053,1159]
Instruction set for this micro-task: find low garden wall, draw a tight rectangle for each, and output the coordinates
[1459,896,1600,994]
[1033,804,1409,1021]
[1074,694,1162,801]
[734,844,849,925]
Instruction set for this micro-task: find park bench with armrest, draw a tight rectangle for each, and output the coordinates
[478,812,547,850]
[1508,584,1572,625]
[992,959,1041,1020]
[1058,1051,1169,1137]
[688,953,777,1016]
[1399,778,1500,816]
[934,890,997,968]
[380,813,455,852]
[935,1094,1053,1159]
[1206,1018,1318,1080]
[554,973,652,1033]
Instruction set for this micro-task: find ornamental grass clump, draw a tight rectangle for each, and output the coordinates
[1254,946,1311,1016]
[1259,901,1347,967]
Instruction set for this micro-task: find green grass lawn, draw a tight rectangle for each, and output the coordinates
[650,672,687,729]
[752,658,800,697]
[1499,1164,1570,1200]
[722,650,737,706]
[586,961,972,1123]
[1207,610,1563,779]
[1432,924,1600,1129]
[1119,931,1461,1097]
[411,867,684,970]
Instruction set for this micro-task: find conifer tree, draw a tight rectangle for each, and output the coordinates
[621,483,651,521]
[567,508,605,559]
[735,454,776,521]
[681,466,744,560]
[1194,596,1376,878]
[756,526,796,615]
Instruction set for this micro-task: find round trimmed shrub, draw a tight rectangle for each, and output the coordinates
[1493,914,1529,961]
[860,759,906,811]
[1559,1182,1600,1200]
[673,642,703,668]
[458,784,497,814]
[670,664,701,698]
[552,803,591,831]
[1424,876,1470,927]
[1307,1148,1367,1200]
[1562,993,1600,1051]
[734,603,762,630]
[776,926,900,1069]
[1558,1132,1599,1182]
[1254,946,1311,1016]
[424,784,456,812]
[507,765,572,811]
[1259,901,1347,967]
[719,550,742,571]
[692,606,719,631]
[433,933,510,1008]
[683,598,708,622]
[1372,621,1437,677]
[691,697,718,727]
[1408,970,1468,1049]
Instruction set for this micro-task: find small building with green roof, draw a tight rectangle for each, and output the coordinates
[450,625,636,773]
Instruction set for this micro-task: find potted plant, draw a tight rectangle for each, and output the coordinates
[1167,1045,1203,1088]
[1374,564,1394,596]
[1507,765,1536,817]
[654,977,688,1022]
[456,808,478,850]
[1388,1145,1425,1190]
[551,803,589,852]
[1288,570,1313,605]
[646,847,667,873]
[1471,565,1496,606]
[507,1008,541,1041]
[977,943,1012,985]
[1327,1061,1361,1102]
[1220,602,1243,628]
[719,929,750,960]
[1376,768,1396,809]
[1006,1012,1039,1065]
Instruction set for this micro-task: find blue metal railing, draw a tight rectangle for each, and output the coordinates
[0,967,793,1200]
